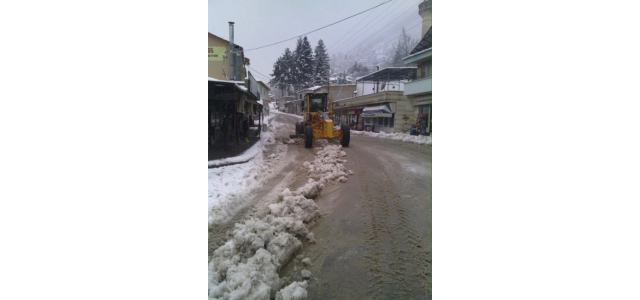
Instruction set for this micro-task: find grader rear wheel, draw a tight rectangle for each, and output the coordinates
[340,124,350,147]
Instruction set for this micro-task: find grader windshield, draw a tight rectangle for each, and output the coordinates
[309,95,326,112]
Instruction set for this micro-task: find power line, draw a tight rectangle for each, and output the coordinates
[332,0,421,54]
[244,0,393,52]
[329,0,396,52]
[247,66,271,81]
[330,0,410,52]
[337,4,422,58]
[344,16,421,57]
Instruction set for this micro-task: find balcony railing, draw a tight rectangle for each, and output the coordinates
[404,77,431,96]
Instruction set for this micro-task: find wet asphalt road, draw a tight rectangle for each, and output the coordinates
[270,113,432,299]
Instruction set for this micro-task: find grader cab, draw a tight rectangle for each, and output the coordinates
[291,93,350,148]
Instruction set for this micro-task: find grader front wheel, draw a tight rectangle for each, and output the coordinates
[305,126,313,148]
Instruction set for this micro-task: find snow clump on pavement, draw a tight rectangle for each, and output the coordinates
[301,258,312,267]
[276,281,308,300]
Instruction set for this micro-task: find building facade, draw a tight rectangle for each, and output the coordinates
[208,32,250,81]
[208,32,259,147]
[402,0,432,135]
[333,68,415,133]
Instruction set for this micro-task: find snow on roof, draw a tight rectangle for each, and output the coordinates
[357,67,417,82]
[208,77,244,85]
[302,86,323,92]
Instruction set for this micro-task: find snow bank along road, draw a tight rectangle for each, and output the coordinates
[209,111,432,299]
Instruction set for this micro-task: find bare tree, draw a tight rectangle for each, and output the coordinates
[389,27,418,67]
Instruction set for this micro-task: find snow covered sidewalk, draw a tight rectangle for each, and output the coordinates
[352,130,432,145]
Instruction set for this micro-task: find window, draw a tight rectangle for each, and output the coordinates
[421,62,432,79]
[390,114,394,127]
[310,97,323,112]
[384,117,389,127]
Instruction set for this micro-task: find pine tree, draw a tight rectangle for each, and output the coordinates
[269,56,284,91]
[270,48,296,96]
[294,36,314,90]
[292,37,303,90]
[281,48,294,94]
[314,39,330,86]
[270,36,330,95]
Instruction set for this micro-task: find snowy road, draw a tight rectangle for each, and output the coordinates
[283,134,432,299]
[209,110,431,299]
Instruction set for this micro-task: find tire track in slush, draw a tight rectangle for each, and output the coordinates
[354,146,430,299]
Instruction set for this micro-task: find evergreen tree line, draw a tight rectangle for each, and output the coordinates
[269,36,330,95]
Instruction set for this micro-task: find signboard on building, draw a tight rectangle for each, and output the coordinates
[208,46,226,61]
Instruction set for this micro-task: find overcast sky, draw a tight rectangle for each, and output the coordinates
[208,0,425,85]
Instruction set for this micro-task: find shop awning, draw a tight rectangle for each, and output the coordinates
[362,104,392,118]
[208,78,258,102]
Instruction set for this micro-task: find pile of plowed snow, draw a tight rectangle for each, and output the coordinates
[208,145,350,300]
[352,130,432,145]
[302,145,350,185]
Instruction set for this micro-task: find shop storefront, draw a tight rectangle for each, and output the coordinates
[208,78,259,145]
[361,103,396,133]
[413,95,432,136]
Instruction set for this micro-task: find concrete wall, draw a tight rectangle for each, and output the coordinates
[355,82,404,97]
[394,96,416,132]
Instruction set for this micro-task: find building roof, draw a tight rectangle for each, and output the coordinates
[410,26,432,55]
[257,81,271,91]
[208,32,243,49]
[208,77,257,100]
[357,67,417,83]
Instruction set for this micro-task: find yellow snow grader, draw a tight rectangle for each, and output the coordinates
[290,92,350,148]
